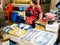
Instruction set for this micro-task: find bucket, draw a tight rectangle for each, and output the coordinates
[11,12,18,22]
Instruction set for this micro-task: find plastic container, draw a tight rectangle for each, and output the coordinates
[16,15,23,22]
[19,7,25,12]
[11,12,18,22]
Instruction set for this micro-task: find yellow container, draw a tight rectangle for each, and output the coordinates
[35,24,45,31]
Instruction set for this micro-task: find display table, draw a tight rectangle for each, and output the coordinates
[8,30,57,45]
[2,23,59,45]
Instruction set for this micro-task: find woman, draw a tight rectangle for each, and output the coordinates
[24,0,43,28]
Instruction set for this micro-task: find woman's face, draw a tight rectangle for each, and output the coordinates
[30,1,34,7]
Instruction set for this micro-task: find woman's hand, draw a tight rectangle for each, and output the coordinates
[24,12,26,21]
[39,12,43,20]
[24,17,26,21]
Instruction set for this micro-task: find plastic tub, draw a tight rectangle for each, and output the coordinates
[11,12,18,22]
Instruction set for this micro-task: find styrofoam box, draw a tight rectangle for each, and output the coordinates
[0,40,9,45]
[46,23,59,33]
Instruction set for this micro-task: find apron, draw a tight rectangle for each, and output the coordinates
[26,16,37,25]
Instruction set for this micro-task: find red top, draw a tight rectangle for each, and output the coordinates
[25,5,42,18]
[25,5,42,24]
[5,3,13,16]
[6,3,13,11]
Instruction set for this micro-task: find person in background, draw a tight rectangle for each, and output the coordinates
[24,0,43,28]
